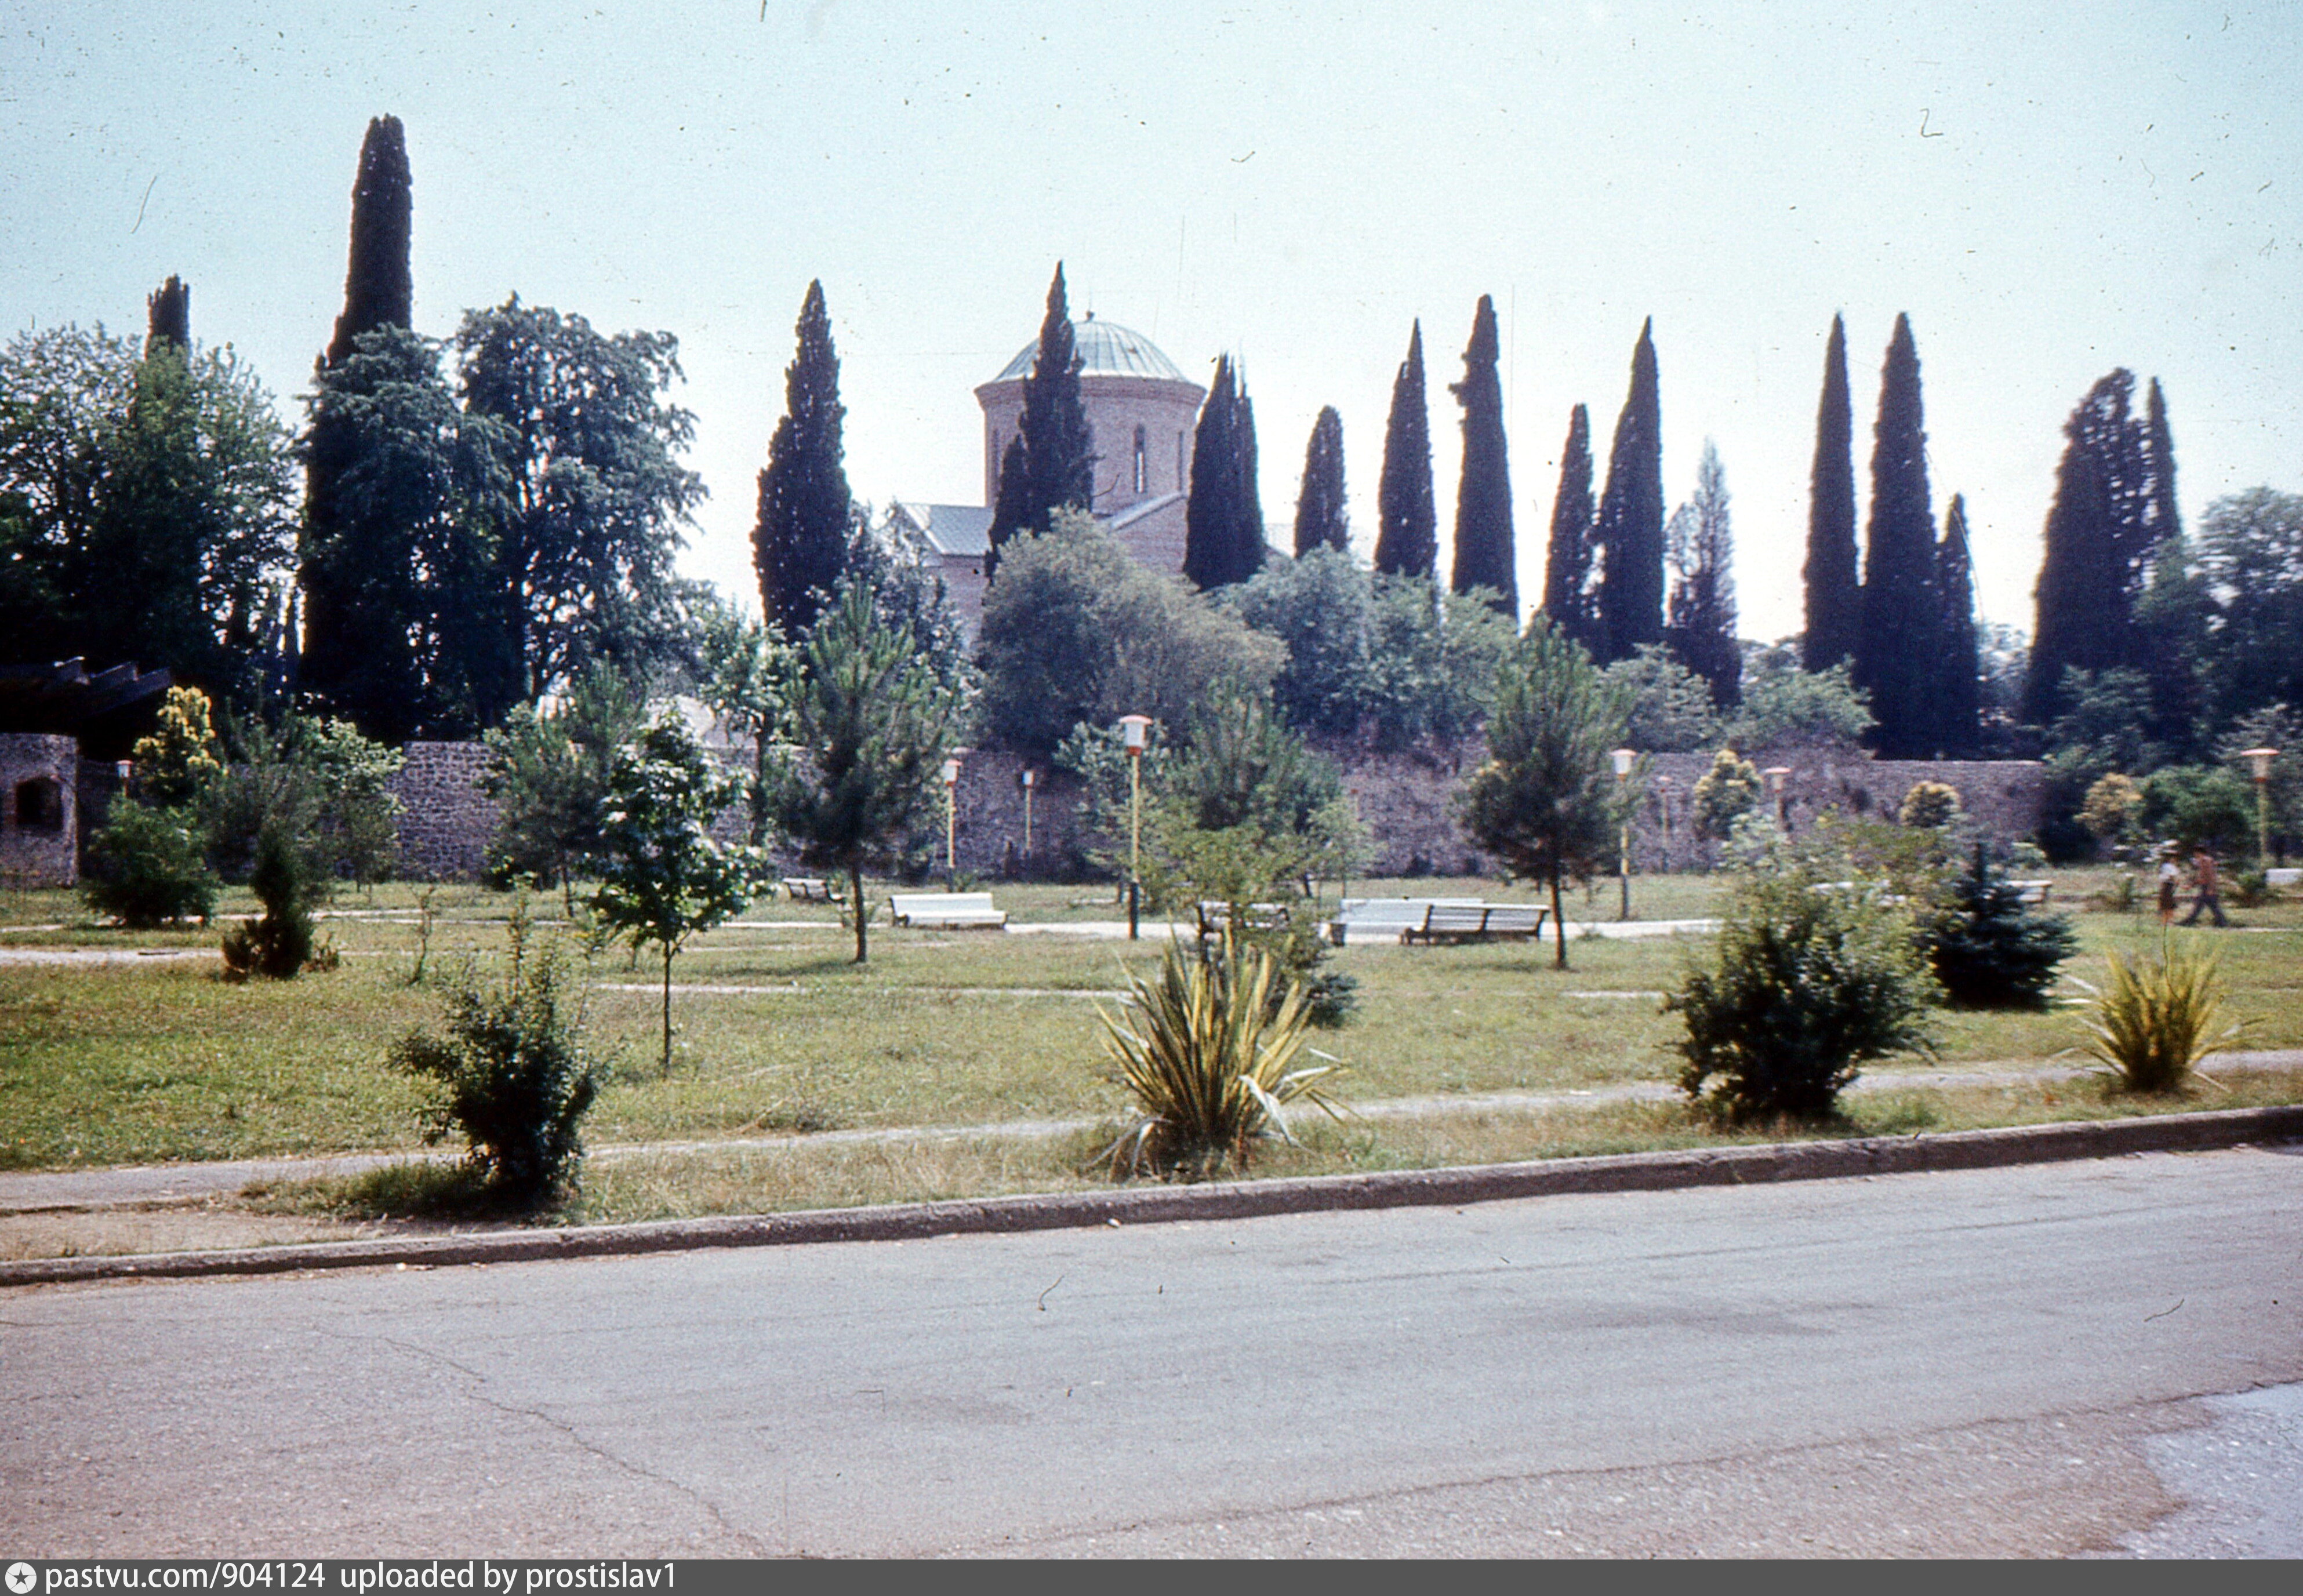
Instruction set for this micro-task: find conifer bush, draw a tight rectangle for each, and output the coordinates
[1669,836,1936,1121]
[81,798,216,927]
[1926,842,2080,1008]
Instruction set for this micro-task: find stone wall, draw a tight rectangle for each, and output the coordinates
[367,736,2051,885]
[1,733,79,889]
[390,741,502,881]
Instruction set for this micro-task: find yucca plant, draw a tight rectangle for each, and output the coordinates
[1098,935,1344,1181]
[2077,934,2243,1093]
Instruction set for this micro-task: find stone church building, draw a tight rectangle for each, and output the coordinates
[891,314,1205,632]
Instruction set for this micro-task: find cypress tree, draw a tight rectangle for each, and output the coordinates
[1541,404,1599,654]
[987,263,1095,580]
[1665,439,1741,707]
[1594,318,1663,665]
[1935,493,1981,757]
[1854,313,1939,758]
[304,114,416,732]
[1803,312,1861,672]
[752,279,852,641]
[146,276,190,352]
[1294,406,1348,556]
[985,436,1030,584]
[2023,371,2141,725]
[1184,355,1265,589]
[1373,321,1436,580]
[2134,379,2201,748]
[324,115,413,367]
[1449,295,1516,612]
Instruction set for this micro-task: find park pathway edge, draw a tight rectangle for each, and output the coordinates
[5,1103,2300,1288]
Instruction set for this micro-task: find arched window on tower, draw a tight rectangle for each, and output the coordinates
[1132,426,1147,496]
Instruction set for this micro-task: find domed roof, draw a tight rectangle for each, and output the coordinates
[991,315,1189,384]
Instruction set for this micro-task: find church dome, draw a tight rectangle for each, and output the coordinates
[991,316,1189,384]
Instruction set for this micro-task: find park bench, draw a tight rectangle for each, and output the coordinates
[1325,897,1484,946]
[783,877,835,903]
[1196,900,1292,942]
[887,891,1008,930]
[1400,903,1548,946]
[2011,879,2053,906]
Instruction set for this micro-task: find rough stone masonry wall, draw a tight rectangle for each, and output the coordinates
[377,738,2050,884]
[390,742,502,881]
[0,733,79,889]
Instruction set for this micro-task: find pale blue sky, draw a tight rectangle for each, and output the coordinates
[4,1,2295,641]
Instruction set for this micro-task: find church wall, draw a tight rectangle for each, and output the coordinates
[1,733,79,889]
[976,375,1203,530]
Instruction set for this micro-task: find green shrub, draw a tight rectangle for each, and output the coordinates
[2079,936,2243,1094]
[1098,935,1342,1181]
[80,798,216,926]
[1691,748,1761,841]
[219,820,330,980]
[1669,838,1937,1121]
[1926,842,2080,1008]
[393,904,602,1208]
[1898,780,1962,831]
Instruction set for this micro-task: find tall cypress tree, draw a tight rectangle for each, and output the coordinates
[303,114,417,731]
[1594,318,1663,665]
[146,276,190,352]
[1374,321,1436,580]
[753,279,852,641]
[1803,312,1861,672]
[1935,493,1981,757]
[1854,312,1938,758]
[1294,405,1348,556]
[1665,439,1741,707]
[324,116,413,367]
[986,263,1094,581]
[1449,295,1516,612]
[1184,355,1265,589]
[2023,370,2149,725]
[1541,404,1599,653]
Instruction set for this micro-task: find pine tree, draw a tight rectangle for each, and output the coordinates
[1294,406,1348,556]
[752,279,852,641]
[146,277,190,352]
[1448,295,1516,612]
[1594,318,1663,665]
[1852,314,1938,757]
[986,263,1095,581]
[1541,404,1599,653]
[1373,321,1436,580]
[1184,355,1266,590]
[325,116,413,367]
[1665,439,1741,707]
[1803,313,1860,672]
[1935,493,1981,757]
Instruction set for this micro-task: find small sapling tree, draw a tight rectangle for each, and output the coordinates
[769,582,964,963]
[590,715,768,1075]
[1459,616,1632,968]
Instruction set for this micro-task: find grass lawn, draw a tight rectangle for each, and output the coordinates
[3,870,2298,1235]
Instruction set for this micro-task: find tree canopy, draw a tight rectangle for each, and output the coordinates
[1665,439,1740,707]
[1540,403,1600,656]
[1854,313,1938,757]
[1594,319,1663,664]
[1448,295,1516,612]
[985,264,1094,581]
[1293,405,1349,557]
[1802,313,1860,672]
[1183,354,1266,590]
[1374,321,1436,580]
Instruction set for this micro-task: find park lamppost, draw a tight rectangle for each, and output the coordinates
[1611,747,1636,921]
[1118,714,1153,940]
[2241,746,2280,864]
[941,754,962,879]
[1764,766,1793,832]
[1020,767,1037,860]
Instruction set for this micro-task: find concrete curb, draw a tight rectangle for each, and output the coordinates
[6,1103,2300,1289]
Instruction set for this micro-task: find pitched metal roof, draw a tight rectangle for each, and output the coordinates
[991,316,1188,384]
[907,503,994,558]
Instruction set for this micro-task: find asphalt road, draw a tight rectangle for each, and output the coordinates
[5,1146,2300,1557]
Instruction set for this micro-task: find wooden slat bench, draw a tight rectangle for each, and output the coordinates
[783,877,835,903]
[1400,903,1548,946]
[1196,900,1292,941]
[1326,898,1485,946]
[888,892,1008,930]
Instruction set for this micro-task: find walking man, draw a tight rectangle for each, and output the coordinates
[2180,844,2229,928]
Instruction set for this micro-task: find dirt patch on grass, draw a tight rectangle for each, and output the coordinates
[0,1198,487,1261]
